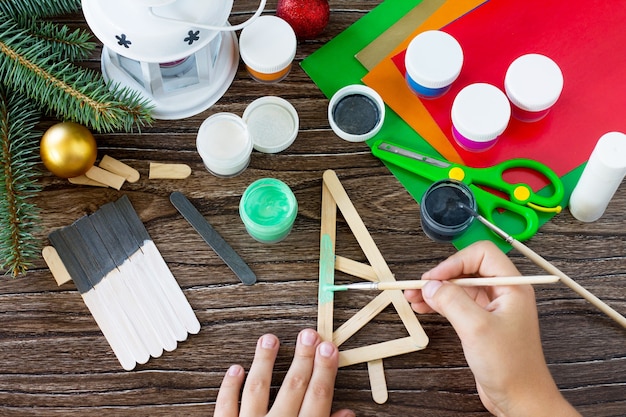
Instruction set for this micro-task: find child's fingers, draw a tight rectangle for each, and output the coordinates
[240,334,280,417]
[214,365,245,417]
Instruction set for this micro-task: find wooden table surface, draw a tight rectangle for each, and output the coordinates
[1,2,625,416]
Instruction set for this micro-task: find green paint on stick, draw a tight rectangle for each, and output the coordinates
[318,234,336,304]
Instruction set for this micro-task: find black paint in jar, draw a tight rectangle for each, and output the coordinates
[420,179,476,242]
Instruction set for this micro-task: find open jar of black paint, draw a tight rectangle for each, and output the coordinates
[420,179,477,242]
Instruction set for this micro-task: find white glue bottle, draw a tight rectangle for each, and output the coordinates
[569,132,626,222]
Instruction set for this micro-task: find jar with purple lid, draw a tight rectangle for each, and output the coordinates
[451,83,511,152]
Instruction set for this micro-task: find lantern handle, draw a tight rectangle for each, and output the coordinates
[148,0,267,32]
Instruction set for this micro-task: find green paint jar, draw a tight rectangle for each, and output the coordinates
[239,178,298,243]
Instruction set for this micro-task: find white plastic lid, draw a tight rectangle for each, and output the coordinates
[243,96,299,153]
[328,85,385,142]
[82,0,233,62]
[451,83,511,142]
[239,15,297,74]
[405,30,464,89]
[196,113,252,176]
[505,54,564,112]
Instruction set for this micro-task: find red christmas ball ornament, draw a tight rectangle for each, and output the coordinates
[276,0,330,40]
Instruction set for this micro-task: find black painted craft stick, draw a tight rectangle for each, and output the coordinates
[170,191,257,285]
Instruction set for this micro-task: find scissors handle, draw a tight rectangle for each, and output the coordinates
[471,186,539,241]
[466,159,565,210]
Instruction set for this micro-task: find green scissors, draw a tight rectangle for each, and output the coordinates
[371,138,565,241]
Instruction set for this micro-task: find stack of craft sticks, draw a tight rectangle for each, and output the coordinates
[47,196,200,370]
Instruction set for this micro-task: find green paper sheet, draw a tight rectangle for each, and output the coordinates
[301,0,582,251]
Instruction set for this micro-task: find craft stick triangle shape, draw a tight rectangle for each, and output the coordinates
[318,170,429,404]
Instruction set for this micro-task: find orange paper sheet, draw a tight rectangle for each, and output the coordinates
[362,0,486,164]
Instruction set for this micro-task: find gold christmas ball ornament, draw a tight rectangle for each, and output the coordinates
[40,122,98,178]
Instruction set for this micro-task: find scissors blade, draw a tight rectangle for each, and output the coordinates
[376,142,451,169]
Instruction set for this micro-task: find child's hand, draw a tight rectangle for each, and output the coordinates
[405,241,581,417]
[214,329,354,417]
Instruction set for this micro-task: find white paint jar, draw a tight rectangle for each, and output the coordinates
[505,54,564,122]
[569,132,626,222]
[451,83,511,152]
[196,113,253,177]
[405,30,463,99]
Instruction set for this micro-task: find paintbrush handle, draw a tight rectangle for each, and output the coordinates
[511,240,626,329]
[376,275,560,290]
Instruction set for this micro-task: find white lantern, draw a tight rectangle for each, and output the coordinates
[82,0,266,119]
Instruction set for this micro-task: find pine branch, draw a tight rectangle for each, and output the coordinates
[0,0,81,19]
[0,19,153,133]
[0,86,41,277]
[15,16,96,62]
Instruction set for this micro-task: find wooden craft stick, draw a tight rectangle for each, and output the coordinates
[85,166,126,190]
[469,208,626,329]
[42,246,73,286]
[336,275,560,291]
[68,175,108,187]
[339,336,423,368]
[322,170,429,346]
[332,292,391,346]
[149,162,192,179]
[318,178,338,342]
[334,256,379,282]
[99,155,140,182]
[368,359,389,405]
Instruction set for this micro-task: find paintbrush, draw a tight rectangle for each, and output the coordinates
[459,203,626,329]
[328,275,560,291]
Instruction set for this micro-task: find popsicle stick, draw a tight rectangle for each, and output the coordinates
[318,180,337,342]
[85,166,126,190]
[339,337,422,368]
[333,292,390,346]
[42,246,73,286]
[114,197,200,335]
[68,175,108,187]
[334,256,379,282]
[149,162,191,179]
[368,359,389,404]
[323,170,429,345]
[99,155,140,182]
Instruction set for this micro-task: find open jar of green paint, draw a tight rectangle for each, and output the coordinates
[239,178,298,243]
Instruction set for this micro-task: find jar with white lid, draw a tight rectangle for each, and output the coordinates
[404,30,464,99]
[451,83,511,152]
[239,15,297,83]
[504,54,564,122]
[196,113,253,177]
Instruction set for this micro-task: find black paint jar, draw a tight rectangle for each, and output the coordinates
[420,179,476,242]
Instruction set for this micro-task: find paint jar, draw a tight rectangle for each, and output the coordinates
[328,84,385,142]
[404,30,463,99]
[239,15,297,84]
[505,54,564,122]
[243,96,299,153]
[239,178,298,243]
[420,179,476,243]
[196,113,253,177]
[569,131,626,222]
[451,83,511,152]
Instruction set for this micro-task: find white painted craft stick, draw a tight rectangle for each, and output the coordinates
[143,240,201,335]
[102,201,192,342]
[115,197,200,335]
[80,290,137,371]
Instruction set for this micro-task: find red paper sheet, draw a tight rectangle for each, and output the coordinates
[390,0,626,189]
